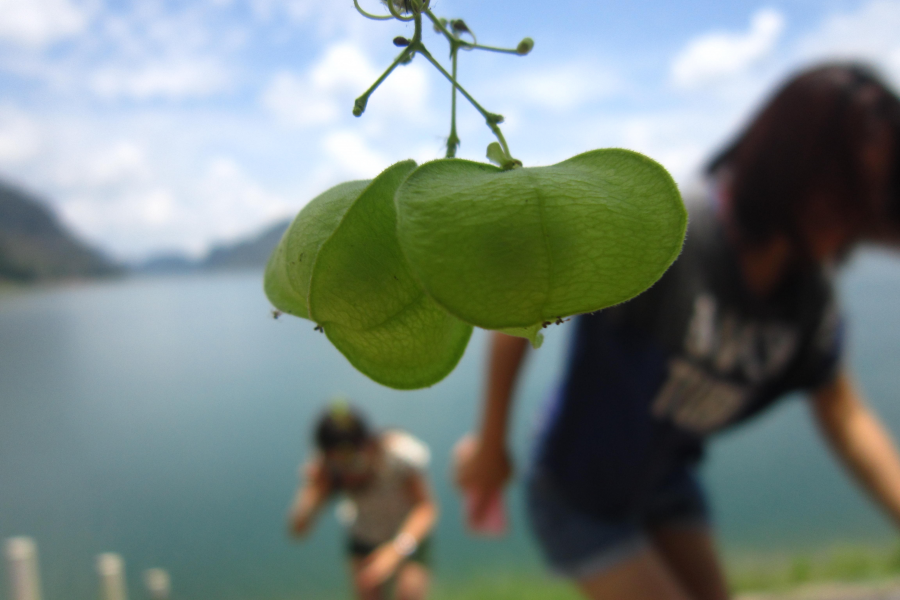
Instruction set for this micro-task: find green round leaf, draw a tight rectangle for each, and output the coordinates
[395,148,687,329]
[264,180,370,318]
[308,160,474,390]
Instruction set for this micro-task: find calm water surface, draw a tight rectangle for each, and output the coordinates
[2,250,900,599]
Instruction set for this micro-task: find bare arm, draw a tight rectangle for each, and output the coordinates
[811,369,900,526]
[287,459,332,538]
[356,471,438,590]
[454,332,529,517]
[395,471,439,543]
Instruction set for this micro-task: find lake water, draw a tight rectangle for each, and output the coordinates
[2,250,900,600]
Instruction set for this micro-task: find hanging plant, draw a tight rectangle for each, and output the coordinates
[266,0,687,388]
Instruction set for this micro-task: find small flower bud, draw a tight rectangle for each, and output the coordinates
[393,36,410,47]
[451,19,470,34]
[353,97,368,117]
[516,37,534,55]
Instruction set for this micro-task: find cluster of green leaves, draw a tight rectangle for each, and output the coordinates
[263,0,687,389]
[266,150,686,389]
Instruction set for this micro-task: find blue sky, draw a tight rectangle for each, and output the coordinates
[0,0,899,260]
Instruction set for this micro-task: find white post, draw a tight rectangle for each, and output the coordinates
[143,569,170,600]
[4,537,42,600]
[96,553,128,600]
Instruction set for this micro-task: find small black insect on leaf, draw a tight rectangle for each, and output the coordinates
[272,310,283,319]
[314,325,324,333]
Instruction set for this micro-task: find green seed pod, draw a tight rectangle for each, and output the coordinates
[265,180,370,319]
[265,161,473,389]
[394,148,687,331]
[516,37,534,55]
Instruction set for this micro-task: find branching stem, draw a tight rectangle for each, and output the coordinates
[415,45,511,158]
[352,47,413,116]
[386,0,415,21]
[353,3,526,163]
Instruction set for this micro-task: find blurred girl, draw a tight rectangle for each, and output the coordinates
[456,63,900,600]
[290,404,437,600]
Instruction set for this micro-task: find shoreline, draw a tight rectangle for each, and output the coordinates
[726,543,900,593]
[429,575,900,600]
[739,578,900,599]
[427,544,900,600]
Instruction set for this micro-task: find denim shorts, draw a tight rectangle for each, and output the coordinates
[525,466,709,580]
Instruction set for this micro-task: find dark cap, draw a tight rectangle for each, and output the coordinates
[314,401,371,451]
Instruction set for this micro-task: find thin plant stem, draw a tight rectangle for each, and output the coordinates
[353,0,393,20]
[446,45,460,158]
[415,46,512,157]
[458,42,521,55]
[353,48,412,116]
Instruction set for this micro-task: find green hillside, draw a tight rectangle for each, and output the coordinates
[0,180,119,282]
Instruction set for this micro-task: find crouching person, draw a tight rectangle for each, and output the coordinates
[289,403,437,600]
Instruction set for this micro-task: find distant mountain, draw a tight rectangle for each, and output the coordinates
[200,219,289,271]
[134,218,290,275]
[134,253,198,275]
[0,180,120,283]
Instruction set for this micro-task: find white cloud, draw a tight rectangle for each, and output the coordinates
[59,187,181,252]
[58,142,152,188]
[261,41,430,128]
[261,42,376,127]
[195,157,293,241]
[308,42,381,91]
[0,2,243,101]
[247,0,351,36]
[261,71,343,127]
[491,63,621,111]
[90,57,233,100]
[796,0,900,84]
[55,153,294,259]
[0,0,88,47]
[614,113,717,184]
[0,105,42,163]
[671,8,786,89]
[321,130,390,179]
[138,189,178,226]
[251,0,315,22]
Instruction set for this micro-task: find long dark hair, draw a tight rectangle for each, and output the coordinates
[707,63,900,250]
